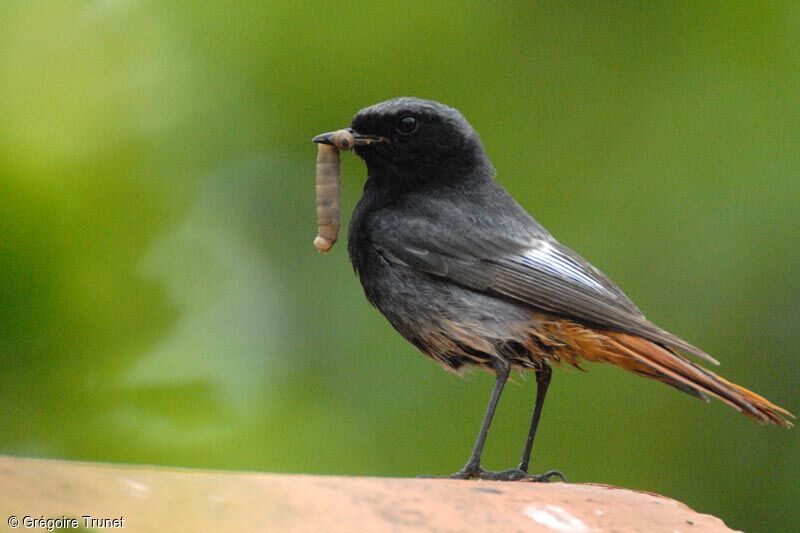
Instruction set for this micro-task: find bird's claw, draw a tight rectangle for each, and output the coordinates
[475,468,565,482]
[420,467,565,482]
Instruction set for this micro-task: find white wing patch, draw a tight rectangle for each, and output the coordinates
[516,241,608,294]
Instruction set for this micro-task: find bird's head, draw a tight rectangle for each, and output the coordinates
[314,97,492,185]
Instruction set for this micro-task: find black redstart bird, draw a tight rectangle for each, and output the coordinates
[312,97,793,481]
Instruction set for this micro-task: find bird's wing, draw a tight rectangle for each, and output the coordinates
[372,213,719,365]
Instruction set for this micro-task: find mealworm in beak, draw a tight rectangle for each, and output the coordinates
[314,130,354,253]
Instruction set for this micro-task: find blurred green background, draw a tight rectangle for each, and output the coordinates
[1,2,798,531]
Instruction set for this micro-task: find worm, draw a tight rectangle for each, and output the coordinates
[313,129,354,253]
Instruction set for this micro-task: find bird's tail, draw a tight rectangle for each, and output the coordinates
[536,320,794,427]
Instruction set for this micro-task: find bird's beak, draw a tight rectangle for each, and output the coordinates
[312,129,388,147]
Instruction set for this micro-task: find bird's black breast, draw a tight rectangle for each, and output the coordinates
[347,182,386,306]
[347,182,416,310]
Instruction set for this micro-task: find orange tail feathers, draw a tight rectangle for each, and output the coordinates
[536,319,793,427]
[600,331,794,428]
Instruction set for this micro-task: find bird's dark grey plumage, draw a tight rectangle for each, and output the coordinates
[348,98,712,367]
[314,97,793,480]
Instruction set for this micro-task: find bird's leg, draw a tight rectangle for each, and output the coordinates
[490,364,564,482]
[445,359,510,479]
[422,361,563,482]
[519,364,552,472]
[471,364,564,482]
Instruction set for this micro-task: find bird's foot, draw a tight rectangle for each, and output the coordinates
[418,462,485,480]
[473,468,565,482]
[420,467,565,482]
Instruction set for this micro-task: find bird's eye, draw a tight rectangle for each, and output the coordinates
[396,116,418,134]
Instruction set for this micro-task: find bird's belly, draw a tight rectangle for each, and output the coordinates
[363,261,548,372]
